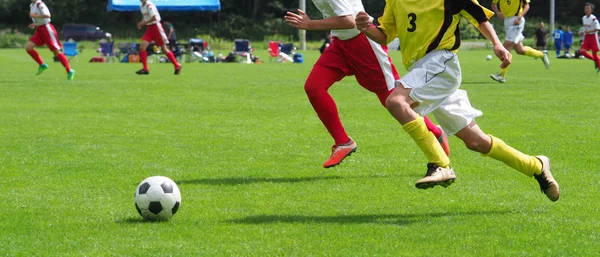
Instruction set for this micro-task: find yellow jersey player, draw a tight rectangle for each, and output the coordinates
[355,0,559,201]
[489,0,550,83]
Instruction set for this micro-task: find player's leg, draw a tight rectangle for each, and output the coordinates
[348,34,449,156]
[26,28,48,75]
[155,23,181,74]
[43,24,74,80]
[25,41,47,75]
[305,64,352,168]
[389,50,461,188]
[555,41,561,57]
[490,41,513,83]
[137,40,151,74]
[454,122,559,201]
[564,44,571,56]
[514,42,549,69]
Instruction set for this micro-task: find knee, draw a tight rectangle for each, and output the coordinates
[515,49,526,55]
[385,93,410,112]
[304,80,327,99]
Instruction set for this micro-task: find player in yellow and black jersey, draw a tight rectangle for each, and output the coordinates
[354,0,560,202]
[489,0,550,83]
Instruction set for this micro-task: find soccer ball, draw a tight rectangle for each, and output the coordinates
[486,54,493,60]
[134,176,181,221]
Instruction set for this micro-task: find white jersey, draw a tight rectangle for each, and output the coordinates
[140,1,161,25]
[30,0,51,25]
[582,14,600,35]
[311,0,364,40]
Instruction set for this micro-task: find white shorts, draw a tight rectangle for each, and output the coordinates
[397,50,482,135]
[504,16,525,43]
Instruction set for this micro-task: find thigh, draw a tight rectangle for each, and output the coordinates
[344,34,399,94]
[432,89,483,136]
[399,50,461,117]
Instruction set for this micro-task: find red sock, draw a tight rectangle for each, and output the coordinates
[27,49,44,65]
[423,116,442,138]
[305,65,349,145]
[581,50,594,60]
[593,52,600,68]
[140,51,148,70]
[56,53,71,72]
[165,51,180,68]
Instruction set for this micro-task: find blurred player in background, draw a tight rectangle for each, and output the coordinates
[284,0,449,168]
[489,0,549,83]
[355,0,559,201]
[552,26,564,57]
[563,26,574,56]
[26,0,75,80]
[579,3,600,71]
[135,0,181,75]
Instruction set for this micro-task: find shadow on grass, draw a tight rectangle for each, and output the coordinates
[462,81,498,85]
[176,175,347,186]
[229,210,512,226]
[116,217,170,224]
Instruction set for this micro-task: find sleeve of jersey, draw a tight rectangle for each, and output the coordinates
[38,3,51,16]
[329,0,354,17]
[376,0,397,45]
[148,4,157,17]
[595,18,600,30]
[459,0,494,27]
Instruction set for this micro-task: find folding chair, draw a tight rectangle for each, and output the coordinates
[187,38,205,63]
[279,43,296,63]
[100,42,118,63]
[62,42,79,61]
[233,39,252,63]
[267,41,281,62]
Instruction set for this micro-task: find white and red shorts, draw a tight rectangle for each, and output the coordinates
[315,33,399,94]
[29,23,62,51]
[141,23,169,46]
[582,34,600,52]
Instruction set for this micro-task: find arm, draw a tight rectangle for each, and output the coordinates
[29,13,50,19]
[285,9,355,30]
[490,3,504,20]
[478,21,511,68]
[518,3,530,19]
[137,15,157,29]
[355,11,387,45]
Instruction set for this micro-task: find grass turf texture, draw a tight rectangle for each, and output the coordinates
[1,48,599,256]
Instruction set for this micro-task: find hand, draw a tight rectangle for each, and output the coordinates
[513,17,522,25]
[28,23,36,29]
[493,44,511,69]
[355,11,372,32]
[284,9,311,30]
[137,21,144,30]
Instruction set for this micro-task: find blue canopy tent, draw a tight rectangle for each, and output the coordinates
[107,0,220,12]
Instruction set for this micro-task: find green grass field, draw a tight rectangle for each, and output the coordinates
[1,47,599,256]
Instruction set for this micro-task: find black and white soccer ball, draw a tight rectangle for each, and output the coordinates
[134,176,181,221]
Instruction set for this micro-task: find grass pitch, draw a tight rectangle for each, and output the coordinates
[1,48,599,256]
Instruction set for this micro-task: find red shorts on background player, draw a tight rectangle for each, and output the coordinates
[135,0,181,75]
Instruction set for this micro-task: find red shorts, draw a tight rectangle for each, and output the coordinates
[315,33,400,94]
[582,34,600,52]
[141,23,169,46]
[29,23,62,51]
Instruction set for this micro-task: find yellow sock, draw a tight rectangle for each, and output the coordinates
[523,46,544,58]
[485,135,542,176]
[500,67,509,77]
[403,116,450,168]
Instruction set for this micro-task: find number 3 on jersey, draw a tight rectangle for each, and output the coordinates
[407,13,417,32]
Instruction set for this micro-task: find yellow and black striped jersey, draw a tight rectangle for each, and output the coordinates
[492,0,530,17]
[377,0,493,69]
